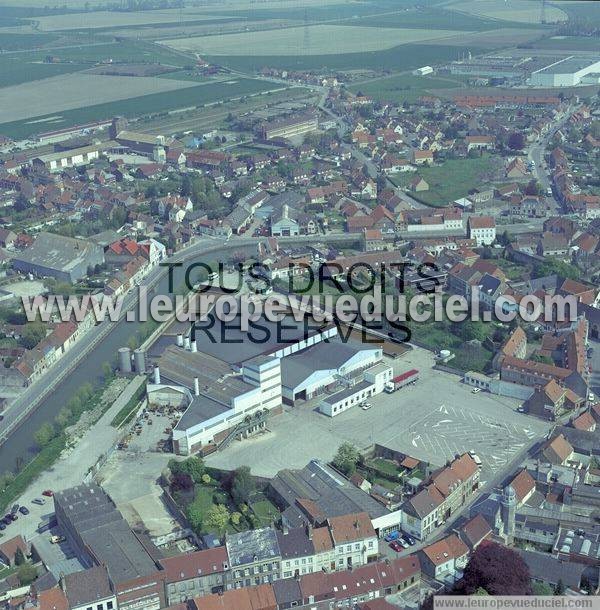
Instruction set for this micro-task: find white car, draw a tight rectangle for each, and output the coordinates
[361,403,372,410]
[471,387,481,394]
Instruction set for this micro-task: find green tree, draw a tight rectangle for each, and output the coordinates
[102,362,113,380]
[532,581,553,595]
[55,407,72,428]
[231,511,242,526]
[34,422,55,447]
[20,322,47,349]
[177,457,205,483]
[186,502,204,533]
[17,563,37,586]
[14,547,26,566]
[535,259,580,281]
[531,353,554,366]
[231,466,255,507]
[332,442,360,476]
[553,579,566,595]
[204,504,230,533]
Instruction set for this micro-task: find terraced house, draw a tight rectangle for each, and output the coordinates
[401,453,480,540]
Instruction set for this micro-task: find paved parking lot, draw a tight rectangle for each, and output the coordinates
[207,347,552,479]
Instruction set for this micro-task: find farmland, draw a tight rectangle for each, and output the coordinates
[33,9,236,31]
[161,25,468,56]
[0,78,286,140]
[0,73,201,124]
[350,73,471,104]
[205,42,489,72]
[0,32,58,51]
[449,0,567,23]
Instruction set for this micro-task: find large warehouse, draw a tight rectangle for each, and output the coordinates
[12,231,105,282]
[146,304,389,456]
[530,56,600,87]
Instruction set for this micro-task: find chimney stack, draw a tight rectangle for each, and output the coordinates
[176,334,184,347]
[153,366,161,385]
[194,377,200,397]
[184,336,191,350]
[191,340,197,353]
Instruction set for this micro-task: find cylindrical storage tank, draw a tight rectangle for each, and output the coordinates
[133,349,146,373]
[184,336,191,350]
[118,347,132,373]
[176,334,184,347]
[153,366,161,385]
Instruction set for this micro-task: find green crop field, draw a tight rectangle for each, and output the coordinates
[0,55,87,87]
[528,35,600,51]
[0,32,58,51]
[350,73,471,104]
[206,42,488,72]
[351,8,536,31]
[0,78,281,139]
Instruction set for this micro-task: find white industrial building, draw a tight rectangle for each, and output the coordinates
[145,308,388,455]
[530,56,600,87]
[318,363,393,417]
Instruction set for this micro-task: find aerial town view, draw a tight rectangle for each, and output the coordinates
[0,0,599,607]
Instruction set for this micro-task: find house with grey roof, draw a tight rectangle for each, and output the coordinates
[225,527,281,589]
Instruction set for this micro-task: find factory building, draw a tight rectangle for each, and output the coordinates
[12,231,105,283]
[530,56,600,87]
[145,304,386,456]
[260,113,319,140]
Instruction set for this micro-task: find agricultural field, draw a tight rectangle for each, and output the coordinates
[449,0,567,24]
[528,35,600,52]
[0,55,87,88]
[162,25,469,56]
[0,73,201,124]
[350,73,471,104]
[33,9,236,31]
[409,155,500,207]
[0,32,58,50]
[0,77,283,140]
[205,42,490,72]
[555,0,600,26]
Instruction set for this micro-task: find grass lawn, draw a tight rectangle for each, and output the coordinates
[0,434,66,514]
[411,155,499,207]
[110,385,145,428]
[350,73,470,104]
[0,563,19,580]
[492,257,531,281]
[367,457,402,479]
[249,495,280,525]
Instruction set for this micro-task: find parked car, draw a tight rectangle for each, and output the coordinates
[10,504,19,515]
[0,522,5,531]
[18,506,29,515]
[8,513,17,521]
[471,387,481,394]
[361,402,372,410]
[32,498,45,506]
[389,541,403,553]
[402,534,416,546]
[2,515,11,525]
[384,531,400,542]
[42,490,54,497]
